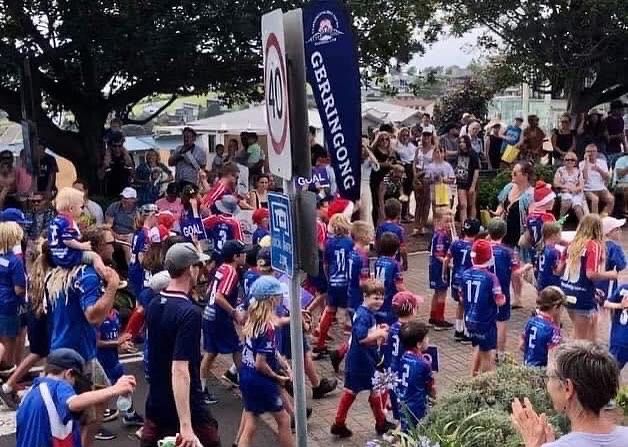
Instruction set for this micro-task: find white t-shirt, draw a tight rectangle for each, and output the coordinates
[415,147,434,170]
[395,142,417,164]
[580,158,609,191]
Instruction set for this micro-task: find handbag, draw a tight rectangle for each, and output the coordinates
[434,183,450,206]
[501,145,520,163]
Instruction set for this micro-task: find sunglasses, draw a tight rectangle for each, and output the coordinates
[565,158,577,162]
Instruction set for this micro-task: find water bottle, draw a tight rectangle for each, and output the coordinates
[116,394,132,412]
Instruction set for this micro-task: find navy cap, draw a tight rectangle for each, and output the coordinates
[222,240,246,259]
[462,218,482,237]
[0,208,32,225]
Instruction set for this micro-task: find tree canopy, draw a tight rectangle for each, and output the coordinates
[443,0,628,112]
[0,0,437,182]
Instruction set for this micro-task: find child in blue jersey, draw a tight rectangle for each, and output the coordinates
[304,195,331,316]
[520,287,565,367]
[536,222,563,291]
[331,279,396,438]
[251,208,270,245]
[446,218,481,342]
[462,239,505,375]
[396,321,435,432]
[428,207,453,330]
[128,204,160,297]
[597,217,627,300]
[314,214,354,354]
[96,309,144,426]
[375,199,408,270]
[386,291,422,421]
[487,218,529,361]
[48,187,107,274]
[524,181,557,262]
[15,348,136,447]
[374,232,406,325]
[605,284,628,370]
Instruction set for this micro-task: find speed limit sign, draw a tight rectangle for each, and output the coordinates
[262,9,292,180]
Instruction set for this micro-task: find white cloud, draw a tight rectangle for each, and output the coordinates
[410,29,483,69]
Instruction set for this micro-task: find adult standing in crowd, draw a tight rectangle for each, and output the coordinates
[453,135,480,225]
[577,110,606,157]
[104,131,134,197]
[459,112,473,136]
[369,131,396,225]
[613,152,628,216]
[34,139,58,197]
[23,193,56,241]
[553,152,586,221]
[604,100,627,162]
[136,149,173,205]
[395,127,417,222]
[169,127,207,189]
[551,114,576,163]
[485,123,503,169]
[0,150,17,210]
[14,149,32,196]
[580,144,614,215]
[105,187,139,261]
[44,224,121,447]
[467,120,484,158]
[248,174,270,209]
[73,179,104,225]
[413,129,435,235]
[512,341,628,447]
[156,183,183,226]
[244,132,266,182]
[360,138,379,227]
[501,117,524,153]
[440,123,461,165]
[519,115,546,163]
[142,243,220,447]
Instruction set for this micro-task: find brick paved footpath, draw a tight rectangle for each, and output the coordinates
[207,251,628,447]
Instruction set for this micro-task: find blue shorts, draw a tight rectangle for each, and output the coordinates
[468,324,497,352]
[128,263,145,297]
[344,372,374,393]
[496,294,511,322]
[400,403,426,432]
[429,263,449,290]
[26,312,49,357]
[327,286,348,308]
[240,373,283,415]
[202,320,241,354]
[0,314,20,338]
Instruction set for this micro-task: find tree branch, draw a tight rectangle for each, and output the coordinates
[122,94,177,125]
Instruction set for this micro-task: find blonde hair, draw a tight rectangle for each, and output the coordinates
[242,298,276,339]
[351,220,374,244]
[370,131,391,151]
[362,278,385,296]
[29,240,52,316]
[55,187,85,213]
[433,206,452,223]
[328,213,351,236]
[566,214,603,278]
[0,222,23,254]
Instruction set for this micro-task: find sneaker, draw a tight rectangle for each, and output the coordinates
[329,350,343,374]
[122,411,145,427]
[94,428,117,440]
[0,386,19,410]
[375,420,397,435]
[330,423,353,438]
[202,390,218,405]
[222,369,239,387]
[459,334,473,345]
[431,319,454,331]
[312,377,337,399]
[454,330,465,341]
[102,408,119,422]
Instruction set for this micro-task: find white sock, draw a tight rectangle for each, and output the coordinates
[228,364,237,375]
[455,319,463,332]
[1,383,11,393]
[201,379,207,392]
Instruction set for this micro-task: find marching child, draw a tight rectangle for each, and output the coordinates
[520,286,565,367]
[524,180,557,261]
[304,196,330,316]
[428,207,453,330]
[128,204,160,297]
[535,222,563,291]
[447,218,481,342]
[462,239,505,375]
[396,321,435,432]
[330,279,395,438]
[238,276,294,447]
[605,283,628,371]
[251,208,270,245]
[373,233,406,325]
[376,199,408,270]
[598,217,627,300]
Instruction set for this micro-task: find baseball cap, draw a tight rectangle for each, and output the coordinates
[462,218,482,237]
[602,216,625,235]
[121,187,137,199]
[47,348,91,392]
[249,276,283,300]
[140,204,158,215]
[0,208,32,225]
[215,195,240,216]
[164,242,211,271]
[471,239,493,267]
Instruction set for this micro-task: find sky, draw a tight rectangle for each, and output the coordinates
[410,29,483,69]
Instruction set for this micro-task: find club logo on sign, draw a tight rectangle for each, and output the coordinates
[264,33,289,155]
[306,10,343,45]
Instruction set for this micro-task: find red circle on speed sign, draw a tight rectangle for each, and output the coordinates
[264,33,289,155]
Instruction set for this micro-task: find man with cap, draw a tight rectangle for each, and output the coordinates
[142,242,219,447]
[105,186,139,262]
[168,126,207,189]
[202,195,243,261]
[16,348,136,447]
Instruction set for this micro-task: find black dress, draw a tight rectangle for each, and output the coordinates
[370,148,395,225]
[503,197,521,248]
[488,135,503,169]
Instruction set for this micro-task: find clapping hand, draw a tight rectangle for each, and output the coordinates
[511,397,555,447]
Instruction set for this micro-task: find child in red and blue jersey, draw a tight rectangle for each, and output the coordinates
[462,239,505,375]
[331,279,396,438]
[487,218,530,360]
[251,208,270,245]
[536,222,563,291]
[524,181,557,263]
[373,232,406,325]
[520,287,565,367]
[203,194,243,258]
[375,199,408,270]
[428,207,453,330]
[446,218,481,342]
[304,196,330,315]
[128,204,160,297]
[605,284,628,371]
[396,321,435,432]
[201,240,246,403]
[597,217,627,300]
[314,214,354,354]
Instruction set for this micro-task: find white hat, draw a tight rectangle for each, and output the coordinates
[121,187,137,199]
[602,216,625,235]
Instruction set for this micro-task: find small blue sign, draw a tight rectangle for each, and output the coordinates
[180,216,207,241]
[268,192,295,277]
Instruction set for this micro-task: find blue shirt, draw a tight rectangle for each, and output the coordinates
[345,305,379,376]
[561,240,601,310]
[373,256,403,317]
[252,227,269,245]
[609,285,628,349]
[522,313,561,367]
[396,351,433,422]
[376,221,405,261]
[501,125,522,150]
[243,269,261,304]
[448,239,473,290]
[45,265,102,361]
[97,310,121,378]
[128,228,149,296]
[0,251,25,316]
[241,326,280,378]
[16,377,80,447]
[536,245,562,290]
[430,229,450,269]
[324,235,354,288]
[462,267,503,333]
[48,214,83,268]
[489,242,518,300]
[348,246,369,309]
[385,321,402,371]
[596,240,626,299]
